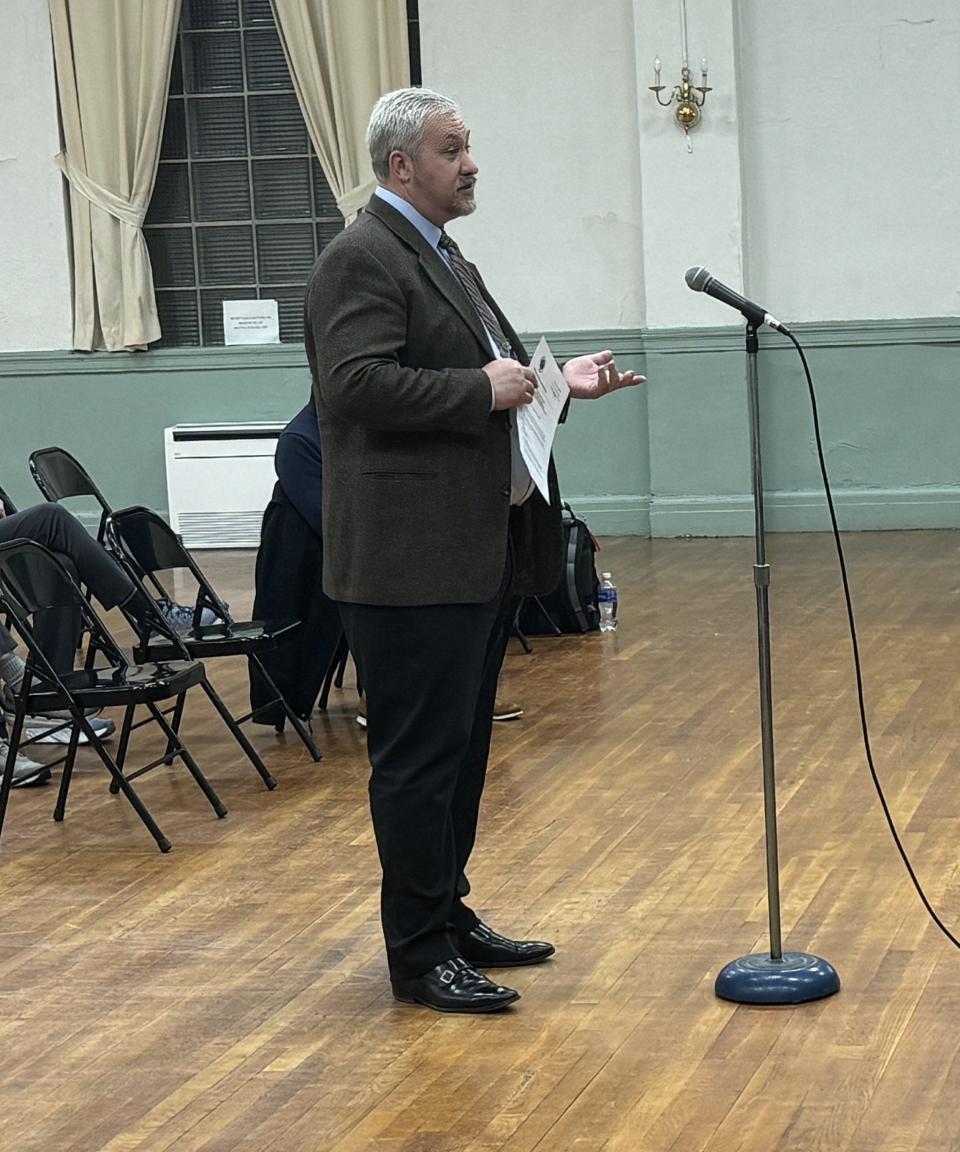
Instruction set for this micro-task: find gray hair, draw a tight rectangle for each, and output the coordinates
[367,87,463,183]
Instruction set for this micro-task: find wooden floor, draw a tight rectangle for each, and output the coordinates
[4,530,960,1151]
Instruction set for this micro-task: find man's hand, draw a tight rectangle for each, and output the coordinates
[562,350,645,400]
[484,358,538,411]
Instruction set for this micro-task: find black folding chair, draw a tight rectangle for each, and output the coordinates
[29,447,112,545]
[29,447,188,663]
[102,546,279,792]
[0,539,227,853]
[105,507,322,762]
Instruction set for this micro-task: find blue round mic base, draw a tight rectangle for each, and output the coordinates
[715,951,840,1005]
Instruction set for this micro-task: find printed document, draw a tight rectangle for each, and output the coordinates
[517,337,570,502]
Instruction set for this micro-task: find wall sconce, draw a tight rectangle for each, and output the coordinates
[649,56,711,145]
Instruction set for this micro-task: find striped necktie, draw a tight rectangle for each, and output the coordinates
[438,233,513,357]
[439,233,534,505]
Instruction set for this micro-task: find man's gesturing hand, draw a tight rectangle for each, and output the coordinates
[562,350,645,400]
[484,359,538,411]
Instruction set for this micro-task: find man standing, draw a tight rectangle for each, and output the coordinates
[306,88,641,1013]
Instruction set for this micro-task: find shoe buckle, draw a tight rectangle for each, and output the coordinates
[440,967,455,985]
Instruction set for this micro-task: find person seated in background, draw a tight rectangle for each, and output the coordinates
[0,497,194,782]
[249,398,346,726]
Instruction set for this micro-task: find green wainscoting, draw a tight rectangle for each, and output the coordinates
[1,318,957,537]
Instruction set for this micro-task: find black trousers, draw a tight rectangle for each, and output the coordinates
[0,504,134,673]
[338,566,519,982]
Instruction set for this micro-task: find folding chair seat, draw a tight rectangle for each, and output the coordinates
[0,539,227,853]
[105,507,322,762]
[105,597,280,792]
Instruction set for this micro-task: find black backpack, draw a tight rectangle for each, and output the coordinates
[518,503,600,635]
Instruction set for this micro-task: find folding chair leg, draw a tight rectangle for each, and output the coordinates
[164,693,187,761]
[54,722,82,822]
[512,623,532,655]
[250,655,322,762]
[78,713,172,853]
[147,702,227,819]
[0,709,27,847]
[200,678,277,791]
[115,705,136,771]
[318,633,349,711]
[110,704,138,795]
[333,645,348,689]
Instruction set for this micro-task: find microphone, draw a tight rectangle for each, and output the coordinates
[684,266,789,334]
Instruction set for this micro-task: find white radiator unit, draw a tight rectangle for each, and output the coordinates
[164,422,285,548]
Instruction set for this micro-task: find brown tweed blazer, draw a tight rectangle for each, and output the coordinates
[305,193,562,606]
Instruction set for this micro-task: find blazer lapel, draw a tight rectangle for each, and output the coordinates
[364,195,497,359]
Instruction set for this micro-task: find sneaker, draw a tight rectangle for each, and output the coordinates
[0,740,52,788]
[492,699,523,722]
[3,684,102,724]
[28,717,116,746]
[158,601,221,631]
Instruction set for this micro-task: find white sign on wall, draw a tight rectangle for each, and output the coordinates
[222,299,280,345]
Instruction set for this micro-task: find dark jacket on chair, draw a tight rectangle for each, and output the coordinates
[249,401,344,722]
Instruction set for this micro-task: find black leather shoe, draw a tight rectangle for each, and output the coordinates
[391,957,520,1013]
[459,921,556,968]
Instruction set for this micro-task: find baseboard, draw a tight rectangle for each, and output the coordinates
[650,487,960,537]
[766,487,960,533]
[561,495,651,536]
[649,496,755,538]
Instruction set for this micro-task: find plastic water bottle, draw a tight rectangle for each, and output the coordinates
[598,571,619,632]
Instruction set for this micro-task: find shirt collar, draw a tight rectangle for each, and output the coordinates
[374,186,443,251]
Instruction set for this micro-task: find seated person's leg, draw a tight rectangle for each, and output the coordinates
[0,504,134,612]
[32,553,82,676]
[0,624,24,693]
[0,625,50,786]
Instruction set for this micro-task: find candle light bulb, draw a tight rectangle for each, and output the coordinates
[700,56,708,76]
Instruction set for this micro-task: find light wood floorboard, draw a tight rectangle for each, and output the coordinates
[2,531,960,1150]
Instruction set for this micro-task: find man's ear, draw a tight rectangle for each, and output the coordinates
[388,149,412,185]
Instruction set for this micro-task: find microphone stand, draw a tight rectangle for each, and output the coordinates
[714,320,840,1004]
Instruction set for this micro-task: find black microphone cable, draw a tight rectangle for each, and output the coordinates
[782,327,960,951]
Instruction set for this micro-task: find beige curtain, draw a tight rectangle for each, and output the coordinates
[49,0,181,351]
[271,0,409,222]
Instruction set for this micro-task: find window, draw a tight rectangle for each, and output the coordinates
[144,0,343,347]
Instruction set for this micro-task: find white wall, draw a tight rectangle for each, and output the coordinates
[738,0,960,322]
[0,1,72,352]
[631,0,745,329]
[419,0,647,334]
[423,0,960,331]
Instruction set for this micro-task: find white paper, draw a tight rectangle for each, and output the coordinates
[517,337,570,502]
[223,299,280,346]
